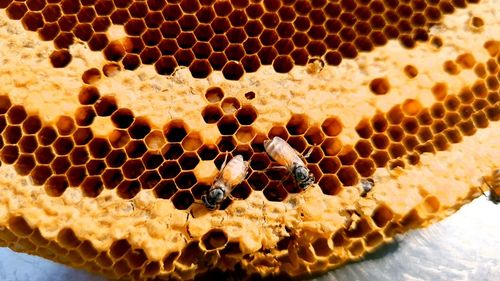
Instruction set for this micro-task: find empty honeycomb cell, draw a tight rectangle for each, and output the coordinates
[21,11,44,31]
[197,144,219,161]
[87,138,112,159]
[102,168,123,189]
[170,190,194,210]
[175,171,197,189]
[248,152,271,171]
[354,157,376,176]
[371,133,391,150]
[416,109,433,126]
[121,159,145,179]
[354,119,373,139]
[74,106,96,126]
[13,154,36,176]
[69,146,89,165]
[472,111,489,128]
[161,143,183,161]
[34,146,55,164]
[337,166,359,186]
[443,128,463,144]
[124,140,147,158]
[155,56,178,75]
[431,119,447,134]
[65,165,86,187]
[116,180,141,199]
[401,117,419,134]
[217,136,236,151]
[138,170,160,189]
[45,175,69,196]
[318,156,340,174]
[388,143,406,159]
[337,146,357,166]
[178,152,200,170]
[85,158,106,175]
[78,86,100,105]
[217,115,239,135]
[303,126,325,146]
[444,112,461,127]
[42,4,62,22]
[122,54,142,70]
[109,109,134,130]
[140,47,161,64]
[371,150,390,167]
[7,105,28,125]
[81,176,103,197]
[30,164,52,185]
[346,218,372,238]
[200,229,228,251]
[55,116,75,136]
[8,216,33,237]
[88,33,109,51]
[163,120,189,143]
[51,156,71,174]
[158,160,181,179]
[457,119,477,136]
[371,204,394,228]
[3,126,22,144]
[49,49,72,68]
[369,77,391,95]
[71,128,92,147]
[351,139,372,158]
[38,22,60,41]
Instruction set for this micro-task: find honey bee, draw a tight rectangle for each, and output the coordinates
[264,136,315,190]
[359,178,374,197]
[478,169,499,204]
[202,154,249,210]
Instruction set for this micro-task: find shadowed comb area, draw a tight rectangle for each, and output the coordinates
[0,0,499,281]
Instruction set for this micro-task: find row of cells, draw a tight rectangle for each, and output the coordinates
[0,49,497,209]
[1,0,481,79]
[0,86,497,210]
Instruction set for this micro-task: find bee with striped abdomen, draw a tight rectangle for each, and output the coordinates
[264,136,315,190]
[202,154,249,210]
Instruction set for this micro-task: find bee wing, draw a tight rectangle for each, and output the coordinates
[220,155,248,188]
[265,137,303,169]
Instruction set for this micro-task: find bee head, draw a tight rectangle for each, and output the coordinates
[202,187,225,210]
[293,163,315,189]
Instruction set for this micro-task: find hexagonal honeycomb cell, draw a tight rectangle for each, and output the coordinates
[0,1,499,281]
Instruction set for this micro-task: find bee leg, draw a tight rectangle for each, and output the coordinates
[477,177,488,197]
[303,146,314,159]
[483,176,494,191]
[220,152,229,170]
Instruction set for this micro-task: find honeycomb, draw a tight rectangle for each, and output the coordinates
[0,0,498,280]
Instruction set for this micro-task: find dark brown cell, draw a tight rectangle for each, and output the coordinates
[38,23,60,41]
[66,166,87,187]
[81,176,104,197]
[3,125,22,144]
[369,78,391,95]
[70,146,89,165]
[49,49,72,68]
[37,126,57,146]
[6,2,28,20]
[139,170,161,189]
[171,190,194,210]
[14,154,36,176]
[317,174,341,196]
[154,56,178,75]
[85,158,106,176]
[117,180,141,199]
[102,169,123,189]
[125,140,147,158]
[30,165,52,185]
[154,179,178,199]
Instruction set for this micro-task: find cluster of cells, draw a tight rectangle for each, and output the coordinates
[0,42,497,212]
[1,0,481,80]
